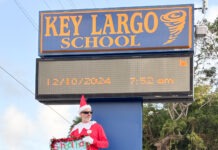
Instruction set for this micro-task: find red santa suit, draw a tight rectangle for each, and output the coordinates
[70,120,109,150]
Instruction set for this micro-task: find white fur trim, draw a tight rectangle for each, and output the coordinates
[72,121,96,133]
[79,105,91,113]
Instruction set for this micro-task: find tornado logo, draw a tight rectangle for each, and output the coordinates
[160,10,186,45]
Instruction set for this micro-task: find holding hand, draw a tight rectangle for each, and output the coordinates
[82,136,94,144]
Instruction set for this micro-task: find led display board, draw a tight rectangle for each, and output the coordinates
[39,4,194,56]
[36,54,193,103]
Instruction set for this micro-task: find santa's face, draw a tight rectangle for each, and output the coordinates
[80,108,92,123]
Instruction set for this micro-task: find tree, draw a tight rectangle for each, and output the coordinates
[68,116,81,136]
[143,17,218,149]
[194,17,218,87]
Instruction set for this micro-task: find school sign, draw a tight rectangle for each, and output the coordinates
[39,4,194,56]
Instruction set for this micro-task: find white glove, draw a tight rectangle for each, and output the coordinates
[82,136,94,144]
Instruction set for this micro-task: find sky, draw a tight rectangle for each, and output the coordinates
[0,0,217,150]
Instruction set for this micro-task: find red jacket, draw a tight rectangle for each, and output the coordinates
[70,121,109,150]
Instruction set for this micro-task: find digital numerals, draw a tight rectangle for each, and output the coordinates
[46,76,175,87]
[130,77,154,85]
[130,76,174,85]
[47,77,111,86]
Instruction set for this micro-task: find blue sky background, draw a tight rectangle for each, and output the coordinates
[0,0,217,150]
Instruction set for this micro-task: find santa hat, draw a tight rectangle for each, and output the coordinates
[79,95,91,113]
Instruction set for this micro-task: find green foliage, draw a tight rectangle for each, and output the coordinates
[68,116,81,136]
[143,88,218,149]
[194,85,211,105]
[143,104,169,149]
[186,132,206,149]
[161,119,187,137]
[208,17,218,37]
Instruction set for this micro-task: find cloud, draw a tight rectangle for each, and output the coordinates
[33,104,79,150]
[0,104,79,150]
[36,105,78,138]
[0,105,35,150]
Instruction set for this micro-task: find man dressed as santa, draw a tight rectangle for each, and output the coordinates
[70,95,109,150]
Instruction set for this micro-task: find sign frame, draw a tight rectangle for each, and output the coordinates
[39,4,194,56]
[35,52,193,104]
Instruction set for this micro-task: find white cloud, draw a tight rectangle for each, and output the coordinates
[0,105,35,150]
[36,105,78,138]
[0,104,79,150]
[33,104,79,150]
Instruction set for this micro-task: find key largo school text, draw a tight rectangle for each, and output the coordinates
[39,4,193,55]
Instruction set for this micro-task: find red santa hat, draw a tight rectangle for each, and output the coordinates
[79,95,91,113]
